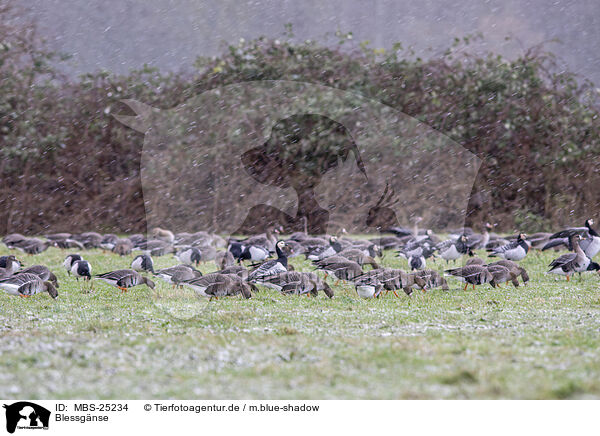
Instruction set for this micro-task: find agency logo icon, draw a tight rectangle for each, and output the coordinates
[3,402,50,433]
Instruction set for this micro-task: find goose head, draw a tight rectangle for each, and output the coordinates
[484,222,493,231]
[44,282,59,299]
[586,219,594,228]
[142,277,156,290]
[275,240,287,257]
[239,282,253,299]
[321,281,334,298]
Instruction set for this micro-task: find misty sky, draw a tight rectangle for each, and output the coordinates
[17,0,600,85]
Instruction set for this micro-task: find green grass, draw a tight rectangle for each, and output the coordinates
[1,243,600,399]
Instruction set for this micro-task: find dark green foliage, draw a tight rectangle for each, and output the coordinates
[1,8,598,233]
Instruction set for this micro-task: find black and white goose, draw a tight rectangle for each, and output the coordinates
[548,235,592,281]
[306,237,343,261]
[488,233,530,261]
[95,269,155,292]
[248,241,288,282]
[182,273,253,299]
[175,247,202,266]
[131,254,154,273]
[543,219,600,259]
[436,235,471,263]
[63,254,83,275]
[0,273,58,299]
[408,253,426,271]
[241,245,270,263]
[71,260,92,281]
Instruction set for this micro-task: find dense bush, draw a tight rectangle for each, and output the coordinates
[1,5,599,234]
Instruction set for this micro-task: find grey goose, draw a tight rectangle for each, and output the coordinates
[154,265,202,287]
[548,234,593,281]
[445,265,493,290]
[0,273,58,298]
[95,269,155,292]
[19,265,59,288]
[259,271,333,298]
[182,273,253,299]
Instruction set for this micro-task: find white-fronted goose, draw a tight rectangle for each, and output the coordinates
[313,258,363,282]
[260,271,333,298]
[0,273,58,298]
[182,273,252,299]
[154,265,202,287]
[486,264,519,288]
[10,238,53,255]
[95,269,155,292]
[19,265,59,288]
[488,233,530,261]
[131,254,154,273]
[548,235,591,281]
[306,236,343,261]
[487,260,529,285]
[412,269,449,293]
[215,250,235,268]
[466,257,486,266]
[445,265,493,290]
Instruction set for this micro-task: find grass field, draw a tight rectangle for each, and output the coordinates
[1,242,600,399]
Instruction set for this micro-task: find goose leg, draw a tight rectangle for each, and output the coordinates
[392,290,399,298]
[463,283,468,291]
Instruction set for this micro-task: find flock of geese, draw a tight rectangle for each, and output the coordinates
[0,218,599,300]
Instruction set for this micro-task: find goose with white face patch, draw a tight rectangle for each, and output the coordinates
[445,265,494,290]
[71,260,92,281]
[63,254,83,275]
[543,219,600,259]
[0,273,58,299]
[19,265,59,288]
[548,235,592,281]
[248,241,288,283]
[436,235,470,263]
[488,233,530,261]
